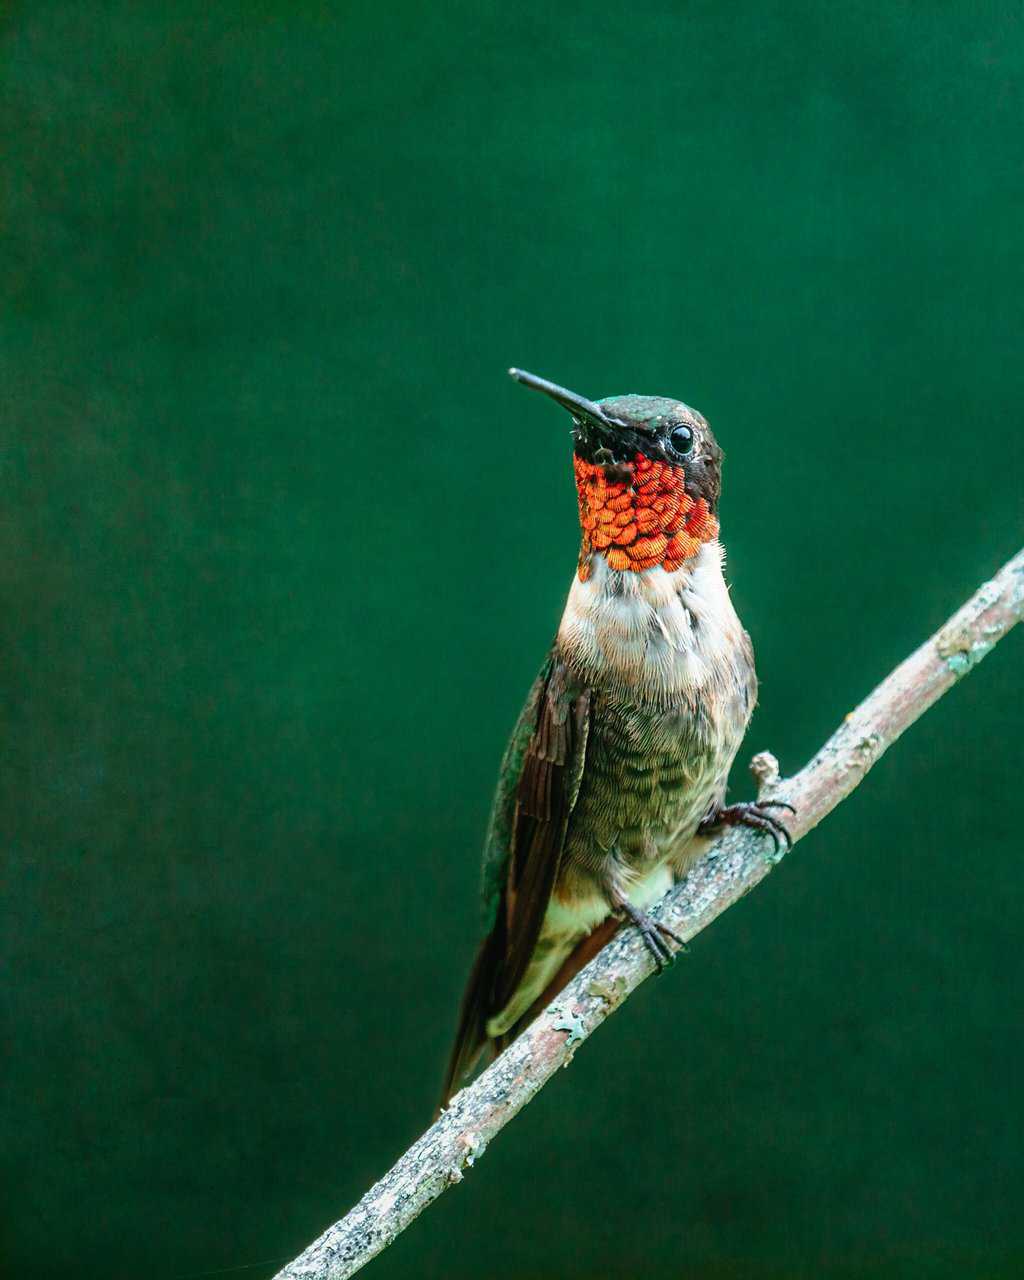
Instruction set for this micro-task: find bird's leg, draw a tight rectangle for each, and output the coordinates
[698,799,796,855]
[611,892,688,972]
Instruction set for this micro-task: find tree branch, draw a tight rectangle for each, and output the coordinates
[275,547,1024,1280]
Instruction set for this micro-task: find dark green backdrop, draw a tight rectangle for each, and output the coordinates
[4,3,1023,1277]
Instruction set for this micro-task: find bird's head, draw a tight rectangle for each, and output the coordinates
[509,368,722,579]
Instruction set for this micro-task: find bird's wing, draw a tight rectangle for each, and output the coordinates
[497,657,591,1007]
[441,652,591,1103]
[478,655,553,934]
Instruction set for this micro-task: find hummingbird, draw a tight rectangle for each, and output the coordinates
[441,369,793,1104]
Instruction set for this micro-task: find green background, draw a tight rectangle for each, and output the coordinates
[3,2,1023,1277]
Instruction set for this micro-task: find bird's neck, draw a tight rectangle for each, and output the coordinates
[573,453,718,579]
[556,541,746,702]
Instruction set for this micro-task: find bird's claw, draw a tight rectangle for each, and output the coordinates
[700,799,796,855]
[615,899,688,972]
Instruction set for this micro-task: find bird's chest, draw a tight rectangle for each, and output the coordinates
[557,547,755,875]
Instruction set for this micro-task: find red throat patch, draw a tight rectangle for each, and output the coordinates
[573,452,719,580]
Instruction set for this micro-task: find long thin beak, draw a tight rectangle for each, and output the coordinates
[508,368,626,430]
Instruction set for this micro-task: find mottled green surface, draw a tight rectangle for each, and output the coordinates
[3,3,1023,1278]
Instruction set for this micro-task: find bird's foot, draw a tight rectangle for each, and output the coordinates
[614,897,688,971]
[699,800,796,855]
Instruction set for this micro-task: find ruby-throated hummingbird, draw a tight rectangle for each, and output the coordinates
[442,370,793,1103]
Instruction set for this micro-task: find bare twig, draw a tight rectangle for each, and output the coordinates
[275,547,1024,1280]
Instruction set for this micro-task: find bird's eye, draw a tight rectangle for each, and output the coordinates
[669,424,694,456]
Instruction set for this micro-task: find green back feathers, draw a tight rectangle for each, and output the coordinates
[478,655,552,931]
